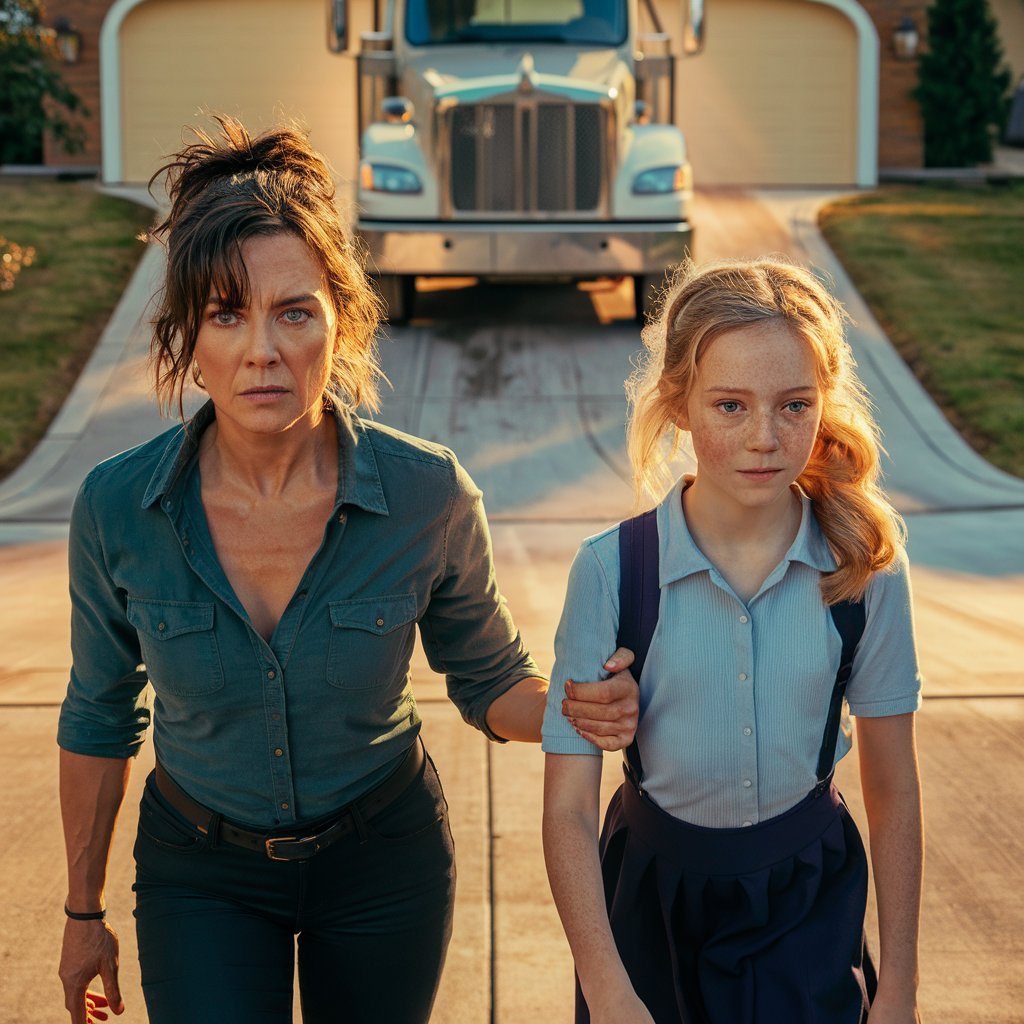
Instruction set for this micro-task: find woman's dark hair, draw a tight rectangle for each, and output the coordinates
[148,115,384,418]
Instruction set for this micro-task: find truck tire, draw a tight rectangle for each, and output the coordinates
[374,274,415,324]
[633,275,660,324]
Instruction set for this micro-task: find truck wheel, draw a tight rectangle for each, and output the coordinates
[374,274,415,324]
[633,275,660,324]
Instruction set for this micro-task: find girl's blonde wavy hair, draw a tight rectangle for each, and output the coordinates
[626,256,905,604]
[148,115,384,420]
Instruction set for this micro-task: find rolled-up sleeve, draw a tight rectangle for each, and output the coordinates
[57,476,152,758]
[541,535,619,756]
[418,457,540,741]
[845,545,923,718]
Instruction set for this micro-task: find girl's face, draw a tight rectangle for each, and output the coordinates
[681,319,822,515]
[193,232,338,439]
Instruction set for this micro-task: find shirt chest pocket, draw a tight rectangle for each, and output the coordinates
[326,594,418,691]
[127,599,224,697]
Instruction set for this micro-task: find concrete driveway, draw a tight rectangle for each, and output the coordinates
[1,187,1021,1022]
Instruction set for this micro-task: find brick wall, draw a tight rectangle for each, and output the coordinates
[42,0,109,169]
[859,0,931,169]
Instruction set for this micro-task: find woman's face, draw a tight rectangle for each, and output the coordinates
[193,232,338,438]
[681,319,822,515]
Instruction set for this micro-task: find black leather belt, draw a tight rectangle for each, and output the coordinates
[153,738,425,861]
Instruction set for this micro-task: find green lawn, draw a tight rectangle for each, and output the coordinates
[819,183,1024,480]
[0,179,153,479]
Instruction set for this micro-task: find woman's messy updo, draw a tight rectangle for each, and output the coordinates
[148,115,383,418]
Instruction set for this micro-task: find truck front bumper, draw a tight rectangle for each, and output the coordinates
[357,220,693,277]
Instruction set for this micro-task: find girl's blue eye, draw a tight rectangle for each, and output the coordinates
[719,401,741,413]
[785,400,808,413]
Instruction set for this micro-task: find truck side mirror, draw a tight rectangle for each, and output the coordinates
[683,0,704,55]
[327,0,348,53]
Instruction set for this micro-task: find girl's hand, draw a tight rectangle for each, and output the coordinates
[867,986,921,1023]
[589,986,656,1024]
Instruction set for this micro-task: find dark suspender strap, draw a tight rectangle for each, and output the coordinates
[815,597,867,786]
[617,508,660,790]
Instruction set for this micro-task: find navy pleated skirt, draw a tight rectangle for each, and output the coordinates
[576,777,876,1024]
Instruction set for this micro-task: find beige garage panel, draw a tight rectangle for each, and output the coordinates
[120,0,361,184]
[677,0,858,186]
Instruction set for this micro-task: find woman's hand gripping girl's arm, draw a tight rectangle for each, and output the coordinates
[543,753,655,1024]
[858,712,924,1023]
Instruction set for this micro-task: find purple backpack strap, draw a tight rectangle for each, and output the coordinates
[617,508,660,789]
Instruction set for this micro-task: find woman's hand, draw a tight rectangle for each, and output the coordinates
[561,647,639,750]
[59,918,124,1024]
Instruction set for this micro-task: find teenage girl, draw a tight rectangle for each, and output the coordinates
[542,257,924,1024]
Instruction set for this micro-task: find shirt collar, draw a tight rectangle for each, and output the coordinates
[656,476,837,587]
[141,399,389,516]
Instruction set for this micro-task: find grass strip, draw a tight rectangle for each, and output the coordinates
[0,179,154,479]
[819,183,1024,480]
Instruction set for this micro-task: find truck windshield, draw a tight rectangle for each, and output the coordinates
[405,0,627,46]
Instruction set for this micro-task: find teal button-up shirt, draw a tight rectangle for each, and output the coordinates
[58,401,539,827]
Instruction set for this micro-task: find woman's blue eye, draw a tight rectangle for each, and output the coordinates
[282,308,310,323]
[213,310,237,325]
[786,400,808,413]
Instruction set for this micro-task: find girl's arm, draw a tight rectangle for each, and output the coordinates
[856,713,924,1023]
[543,753,654,1024]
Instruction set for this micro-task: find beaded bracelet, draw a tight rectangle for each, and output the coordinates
[64,904,106,921]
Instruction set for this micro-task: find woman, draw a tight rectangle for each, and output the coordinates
[542,257,924,1023]
[56,117,638,1024]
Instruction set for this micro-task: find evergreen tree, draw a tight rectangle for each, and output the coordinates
[0,0,84,164]
[913,0,1012,167]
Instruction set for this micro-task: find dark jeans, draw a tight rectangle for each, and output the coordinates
[133,750,456,1024]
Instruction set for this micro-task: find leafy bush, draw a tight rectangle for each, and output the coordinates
[0,0,85,164]
[913,0,1012,167]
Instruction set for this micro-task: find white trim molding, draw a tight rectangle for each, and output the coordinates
[99,0,151,184]
[807,0,880,187]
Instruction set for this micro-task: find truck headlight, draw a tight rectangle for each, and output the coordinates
[632,166,688,195]
[360,162,423,194]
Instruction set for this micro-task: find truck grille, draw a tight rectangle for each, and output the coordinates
[448,102,606,215]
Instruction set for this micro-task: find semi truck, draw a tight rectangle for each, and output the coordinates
[328,0,704,320]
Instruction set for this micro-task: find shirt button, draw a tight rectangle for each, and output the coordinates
[738,672,748,681]
[739,614,748,624]
[267,670,276,680]
[743,779,752,788]
[280,802,289,810]
[743,727,752,736]
[742,821,753,827]
[157,622,166,632]
[275,748,283,757]
[376,617,385,627]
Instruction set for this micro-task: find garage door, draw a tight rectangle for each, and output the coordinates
[120,0,361,184]
[676,0,859,186]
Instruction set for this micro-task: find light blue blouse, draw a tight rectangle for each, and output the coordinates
[541,478,922,828]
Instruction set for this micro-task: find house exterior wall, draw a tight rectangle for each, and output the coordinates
[37,1,1019,179]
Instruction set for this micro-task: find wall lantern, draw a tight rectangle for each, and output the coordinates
[892,15,919,61]
[53,17,82,63]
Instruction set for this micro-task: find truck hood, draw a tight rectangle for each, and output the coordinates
[403,47,629,106]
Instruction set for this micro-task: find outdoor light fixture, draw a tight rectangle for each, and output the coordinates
[53,17,82,63]
[892,15,919,61]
